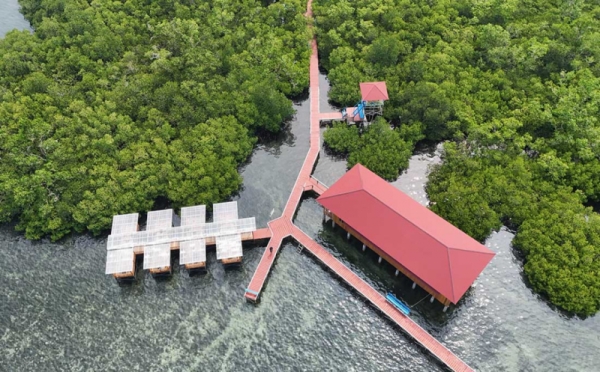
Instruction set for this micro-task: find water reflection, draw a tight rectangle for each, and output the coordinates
[0,14,598,367]
[234,99,310,227]
[0,0,32,37]
[305,139,600,371]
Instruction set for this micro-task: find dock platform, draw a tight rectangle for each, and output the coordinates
[318,111,343,125]
[243,0,475,370]
[303,176,328,195]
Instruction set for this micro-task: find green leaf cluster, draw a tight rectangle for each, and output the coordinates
[0,0,310,240]
[314,0,600,315]
[427,142,600,315]
[324,118,422,180]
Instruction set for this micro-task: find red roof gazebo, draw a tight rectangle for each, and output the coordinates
[359,82,389,101]
[317,164,495,307]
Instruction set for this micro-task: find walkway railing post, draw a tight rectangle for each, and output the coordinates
[244,2,475,368]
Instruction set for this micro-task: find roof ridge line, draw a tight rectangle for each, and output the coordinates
[362,188,456,302]
[448,246,495,254]
[357,165,364,189]
[318,189,362,201]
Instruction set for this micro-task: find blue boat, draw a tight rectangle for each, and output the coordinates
[386,293,411,315]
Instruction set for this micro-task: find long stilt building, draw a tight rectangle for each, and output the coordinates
[317,164,496,310]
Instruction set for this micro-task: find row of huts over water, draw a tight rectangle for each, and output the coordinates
[104,201,261,280]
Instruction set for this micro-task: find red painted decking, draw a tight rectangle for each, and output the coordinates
[244,0,474,370]
[319,111,343,121]
[291,226,472,372]
[303,176,328,195]
[252,227,271,240]
[245,6,321,301]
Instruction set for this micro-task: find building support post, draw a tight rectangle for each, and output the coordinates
[346,232,350,240]
[412,282,416,290]
[443,305,449,312]
[362,244,366,252]
[378,256,382,264]
[395,270,399,276]
[430,295,435,303]
[332,219,335,228]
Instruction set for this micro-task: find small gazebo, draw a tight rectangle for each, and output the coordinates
[341,81,389,124]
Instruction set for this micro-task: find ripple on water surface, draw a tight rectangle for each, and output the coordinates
[307,143,600,371]
[0,228,443,371]
[0,53,599,371]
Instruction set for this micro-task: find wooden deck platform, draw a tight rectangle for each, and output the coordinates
[184,262,206,270]
[319,111,343,124]
[149,266,171,275]
[252,227,271,241]
[243,1,475,370]
[303,176,328,195]
[221,257,242,265]
[116,226,269,279]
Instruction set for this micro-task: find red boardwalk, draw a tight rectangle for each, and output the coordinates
[245,217,293,301]
[245,9,321,300]
[303,176,328,195]
[244,0,475,370]
[319,111,343,122]
[252,227,271,241]
[291,226,473,372]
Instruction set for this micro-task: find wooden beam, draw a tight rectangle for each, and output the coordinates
[150,266,171,275]
[184,262,206,270]
[113,271,134,279]
[221,256,242,265]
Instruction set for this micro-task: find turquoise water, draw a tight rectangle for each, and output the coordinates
[0,0,31,36]
[1,5,599,372]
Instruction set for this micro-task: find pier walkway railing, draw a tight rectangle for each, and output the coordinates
[244,1,475,370]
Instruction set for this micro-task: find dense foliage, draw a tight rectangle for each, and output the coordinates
[314,0,600,315]
[323,118,422,180]
[0,0,310,240]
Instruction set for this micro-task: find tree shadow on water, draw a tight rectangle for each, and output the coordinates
[254,120,296,156]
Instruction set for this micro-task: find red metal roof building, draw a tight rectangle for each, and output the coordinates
[360,82,389,101]
[317,164,495,307]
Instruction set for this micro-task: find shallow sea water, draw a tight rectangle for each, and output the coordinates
[1,8,599,372]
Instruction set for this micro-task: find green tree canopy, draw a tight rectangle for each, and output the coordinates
[315,0,600,315]
[324,118,422,180]
[0,0,310,240]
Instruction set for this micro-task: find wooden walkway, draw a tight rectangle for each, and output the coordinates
[244,6,321,302]
[252,227,271,241]
[291,226,473,372]
[303,176,328,195]
[319,111,344,123]
[244,0,475,370]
